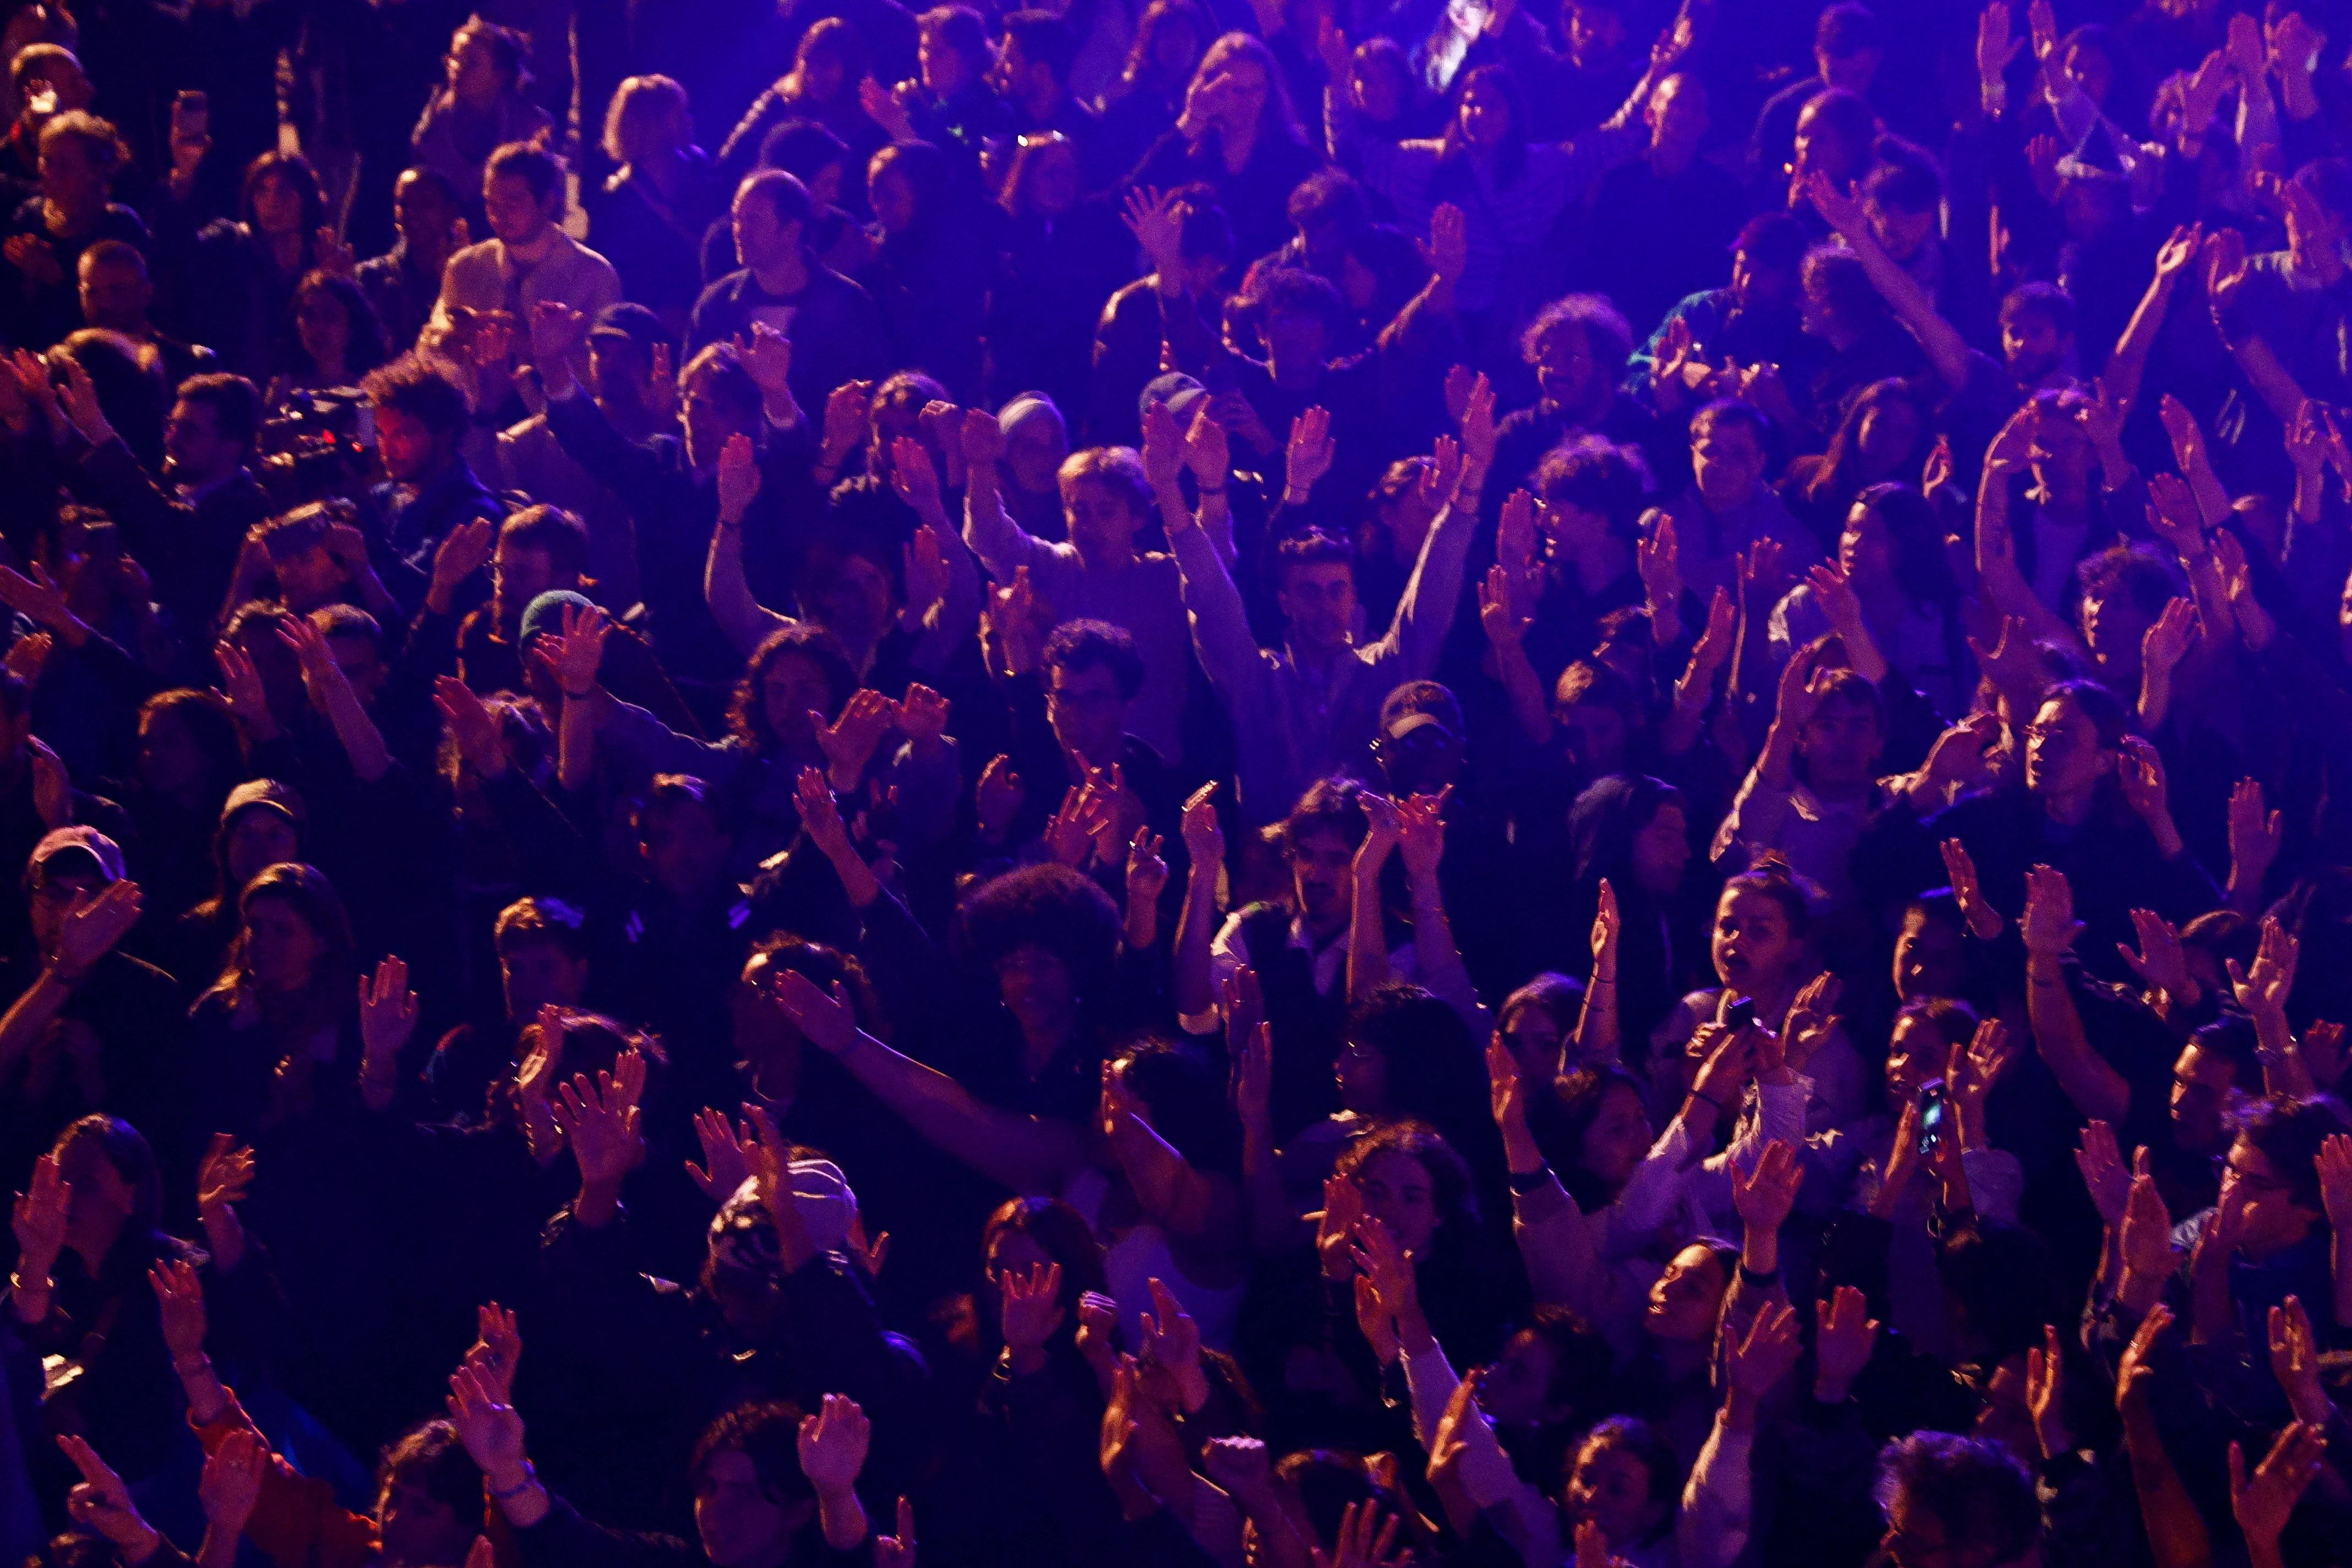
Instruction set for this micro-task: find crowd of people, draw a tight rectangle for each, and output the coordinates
[0,0,2348,1564]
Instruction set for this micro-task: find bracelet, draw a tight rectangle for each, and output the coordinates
[1738,1263,1780,1288]
[1686,1089,1725,1115]
[1506,1164,1553,1196]
[560,685,594,700]
[490,1463,539,1501]
[172,1355,211,1376]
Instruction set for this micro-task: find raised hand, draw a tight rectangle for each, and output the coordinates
[2318,1134,2352,1235]
[357,955,417,1106]
[1723,1302,1803,1424]
[1286,405,1335,499]
[1732,1139,1804,1236]
[1120,186,1183,273]
[58,1435,157,1558]
[2074,1120,2130,1227]
[2232,1422,2327,1558]
[2019,864,2081,957]
[1591,876,1621,977]
[527,301,589,373]
[1139,1276,1206,1407]
[889,435,945,522]
[1425,203,1468,291]
[687,1107,755,1200]
[821,380,873,468]
[542,600,609,698]
[2117,1301,2170,1411]
[1814,1284,1879,1402]
[2268,1295,2330,1427]
[446,1363,529,1483]
[1315,1172,1364,1281]
[1478,564,1533,651]
[796,1393,872,1496]
[816,688,899,788]
[1126,827,1169,909]
[1395,787,1449,883]
[50,879,141,981]
[873,1497,917,1568]
[465,1301,522,1404]
[998,1260,1065,1369]
[2024,1324,2068,1458]
[2117,1151,2177,1286]
[551,1049,647,1189]
[901,526,952,634]
[716,431,763,524]
[149,1255,208,1363]
[12,1153,68,1278]
[2229,777,2284,901]
[770,969,861,1057]
[1178,780,1222,870]
[1183,406,1230,491]
[1937,837,2001,940]
[1315,1499,1410,1568]
[976,754,1024,841]
[199,1426,267,1538]
[738,321,793,400]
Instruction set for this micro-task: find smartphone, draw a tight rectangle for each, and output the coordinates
[1724,994,1757,1032]
[1915,1080,1950,1156]
[172,90,208,139]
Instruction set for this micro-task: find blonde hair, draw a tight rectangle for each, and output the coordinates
[600,74,689,171]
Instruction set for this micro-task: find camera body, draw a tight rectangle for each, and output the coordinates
[255,387,373,508]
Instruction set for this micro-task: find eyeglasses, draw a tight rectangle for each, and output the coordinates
[1014,130,1071,151]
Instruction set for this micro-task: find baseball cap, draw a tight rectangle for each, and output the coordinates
[588,302,669,361]
[1140,371,1209,428]
[30,825,123,884]
[222,777,307,831]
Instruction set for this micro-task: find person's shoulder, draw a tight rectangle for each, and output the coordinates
[808,263,877,303]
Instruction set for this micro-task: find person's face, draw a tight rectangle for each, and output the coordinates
[807,160,845,210]
[1457,77,1511,148]
[1798,692,1884,790]
[1336,1031,1387,1114]
[1645,1242,1728,1341]
[375,1480,473,1568]
[1894,910,1966,1002]
[1212,59,1271,132]
[500,937,586,1024]
[869,166,917,234]
[2080,584,2154,669]
[273,544,345,614]
[482,172,551,247]
[373,405,446,486]
[1556,699,1629,777]
[996,942,1078,1038]
[2169,1041,2236,1150]
[1886,1014,1942,1104]
[491,543,560,639]
[1374,718,1463,797]
[1278,560,1358,654]
[1532,321,1603,413]
[1500,1003,1561,1080]
[1881,1493,1978,1568]
[2225,1136,2318,1257]
[2061,39,2112,104]
[1692,420,1766,510]
[1630,802,1690,897]
[1025,143,1081,214]
[589,336,651,410]
[29,867,101,957]
[1645,73,1706,156]
[1565,1,1626,63]
[244,894,323,994]
[295,287,352,370]
[1731,250,1796,313]
[1047,659,1128,769]
[1856,401,1921,477]
[1821,44,1879,92]
[1580,1082,1651,1188]
[1477,1329,1564,1429]
[2023,695,2108,804]
[760,652,832,747]
[325,633,386,707]
[251,170,304,238]
[1004,415,1066,493]
[684,366,755,470]
[732,188,795,270]
[1351,50,1403,122]
[38,133,100,208]
[1288,825,1354,928]
[1353,1150,1437,1252]
[1838,504,1898,581]
[642,799,730,901]
[1712,886,1803,996]
[1867,198,1935,263]
[2002,313,2068,386]
[136,708,204,796]
[917,22,972,96]
[1261,306,1330,373]
[224,808,300,888]
[804,51,846,103]
[1566,1444,1664,1550]
[1793,104,1856,182]
[694,1450,805,1568]
[820,553,894,646]
[395,172,460,255]
[448,29,507,104]
[78,254,147,331]
[1063,476,1143,569]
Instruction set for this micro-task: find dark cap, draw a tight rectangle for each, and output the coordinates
[588,302,669,361]
[222,777,307,832]
[1140,371,1208,428]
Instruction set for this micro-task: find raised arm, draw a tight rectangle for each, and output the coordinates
[1368,377,1492,676]
[1396,790,1486,1031]
[706,433,792,656]
[1173,784,1224,1024]
[2020,865,2132,1126]
[1806,172,1972,395]
[1346,793,1400,1004]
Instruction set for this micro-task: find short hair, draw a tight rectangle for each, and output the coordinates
[1874,1434,2039,1568]
[1894,995,1979,1054]
[759,123,849,187]
[1805,666,1885,732]
[602,74,689,169]
[957,863,1124,995]
[1522,294,1632,374]
[1000,10,1076,81]
[1555,658,1641,720]
[362,353,473,437]
[916,5,990,72]
[1278,774,1368,855]
[1803,246,1885,326]
[2075,542,2179,619]
[1864,150,1941,215]
[39,110,122,176]
[311,603,383,652]
[2188,1014,2261,1095]
[452,16,529,82]
[2243,1097,2346,1215]
[1057,447,1153,517]
[485,140,563,206]
[378,1422,483,1518]
[1816,1,1880,56]
[1534,435,1650,539]
[1274,527,1354,589]
[499,504,591,579]
[1287,167,1368,235]
[1734,210,1810,272]
[80,237,143,279]
[1172,183,1234,262]
[682,341,765,422]
[1346,981,1483,1129]
[1043,619,1145,700]
[1795,86,1876,157]
[494,895,589,960]
[2000,280,2077,340]
[1691,398,1770,448]
[634,773,718,843]
[690,1402,812,1505]
[1249,266,1347,332]
[983,1196,1111,1302]
[1719,860,1812,939]
[175,373,263,450]
[736,167,814,230]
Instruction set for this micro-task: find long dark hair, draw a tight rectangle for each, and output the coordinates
[1435,64,1526,189]
[1804,379,1928,511]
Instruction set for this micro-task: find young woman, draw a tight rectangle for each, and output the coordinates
[187,860,359,1137]
[1097,0,1210,177]
[1771,481,1966,721]
[987,134,1128,416]
[408,18,553,209]
[718,20,886,197]
[861,139,991,400]
[1779,378,1932,548]
[179,151,336,378]
[265,270,390,409]
[589,74,723,328]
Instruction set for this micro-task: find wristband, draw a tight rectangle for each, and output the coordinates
[1197,483,1227,496]
[1506,1164,1553,1196]
[1686,1088,1725,1115]
[560,685,594,700]
[1739,1262,1780,1288]
[491,1463,539,1500]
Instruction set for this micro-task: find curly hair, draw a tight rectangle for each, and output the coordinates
[955,863,1124,998]
[727,623,857,755]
